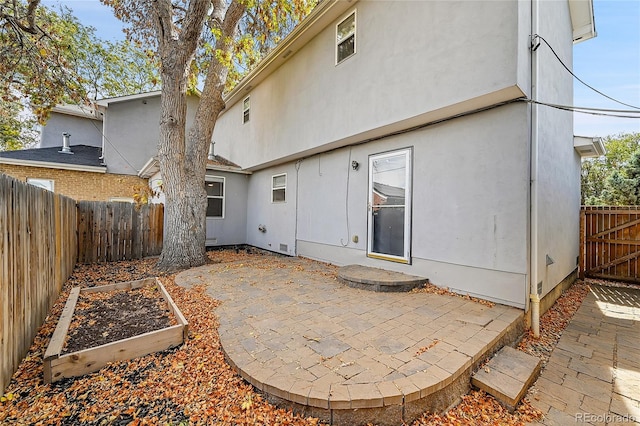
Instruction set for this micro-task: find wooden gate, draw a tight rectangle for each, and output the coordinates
[581,206,640,282]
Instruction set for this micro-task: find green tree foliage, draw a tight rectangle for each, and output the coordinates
[581,132,640,205]
[0,100,38,150]
[0,0,159,151]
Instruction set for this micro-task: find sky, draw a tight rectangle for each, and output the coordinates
[43,0,640,138]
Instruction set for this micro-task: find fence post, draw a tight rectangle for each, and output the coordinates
[579,207,585,279]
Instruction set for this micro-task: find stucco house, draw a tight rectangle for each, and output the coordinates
[183,0,601,318]
[0,92,200,201]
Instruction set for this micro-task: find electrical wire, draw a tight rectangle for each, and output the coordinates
[525,99,640,119]
[533,34,640,110]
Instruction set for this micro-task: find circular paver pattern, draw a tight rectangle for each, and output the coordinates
[176,254,522,423]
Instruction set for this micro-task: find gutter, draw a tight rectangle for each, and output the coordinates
[0,157,107,174]
[529,0,541,338]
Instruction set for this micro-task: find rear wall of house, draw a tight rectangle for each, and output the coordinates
[0,165,147,201]
[245,104,530,308]
[40,113,102,149]
[205,172,249,246]
[533,0,581,299]
[214,0,530,170]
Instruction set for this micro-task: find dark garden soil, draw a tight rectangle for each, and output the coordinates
[63,285,175,354]
[0,249,597,425]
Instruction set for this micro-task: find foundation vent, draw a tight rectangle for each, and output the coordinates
[279,243,288,252]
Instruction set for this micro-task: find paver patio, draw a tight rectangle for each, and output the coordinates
[176,254,524,425]
[529,284,640,425]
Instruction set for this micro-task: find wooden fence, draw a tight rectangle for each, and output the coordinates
[77,201,164,263]
[0,174,77,394]
[580,206,640,283]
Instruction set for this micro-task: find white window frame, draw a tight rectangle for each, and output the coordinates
[205,176,225,219]
[367,148,412,264]
[271,173,286,203]
[109,197,134,203]
[242,96,250,124]
[336,10,356,65]
[27,178,54,192]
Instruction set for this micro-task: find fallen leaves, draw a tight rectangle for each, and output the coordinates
[415,339,439,356]
[411,283,496,308]
[517,280,590,363]
[0,255,319,425]
[413,389,542,426]
[0,251,593,426]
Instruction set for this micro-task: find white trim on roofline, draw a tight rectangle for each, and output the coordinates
[569,0,596,43]
[95,91,163,106]
[96,89,202,107]
[138,157,251,179]
[51,104,103,121]
[0,157,107,173]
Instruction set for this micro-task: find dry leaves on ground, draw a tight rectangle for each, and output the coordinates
[0,250,594,426]
[517,280,591,364]
[0,252,319,425]
[411,283,495,308]
[416,279,593,426]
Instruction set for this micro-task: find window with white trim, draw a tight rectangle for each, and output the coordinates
[109,197,134,203]
[206,176,225,218]
[27,178,54,192]
[271,173,286,203]
[242,96,250,124]
[336,11,356,64]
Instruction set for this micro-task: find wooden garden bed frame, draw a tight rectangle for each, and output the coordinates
[43,278,188,384]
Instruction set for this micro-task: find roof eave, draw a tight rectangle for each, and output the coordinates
[0,157,107,173]
[223,0,356,108]
[569,0,596,44]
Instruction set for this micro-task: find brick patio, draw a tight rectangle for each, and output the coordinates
[176,254,524,425]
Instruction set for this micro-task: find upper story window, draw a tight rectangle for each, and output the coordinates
[27,178,54,192]
[242,96,250,124]
[206,176,225,218]
[271,173,286,203]
[336,11,356,64]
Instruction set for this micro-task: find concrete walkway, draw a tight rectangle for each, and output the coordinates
[176,254,523,425]
[529,284,640,425]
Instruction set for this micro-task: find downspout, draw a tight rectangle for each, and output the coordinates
[529,0,541,338]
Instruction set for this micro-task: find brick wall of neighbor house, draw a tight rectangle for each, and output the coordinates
[0,165,148,201]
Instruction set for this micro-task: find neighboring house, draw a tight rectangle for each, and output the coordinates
[201,0,601,314]
[0,92,199,201]
[139,152,251,247]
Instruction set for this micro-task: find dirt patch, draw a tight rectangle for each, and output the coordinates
[64,285,175,354]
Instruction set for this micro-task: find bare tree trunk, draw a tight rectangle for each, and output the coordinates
[153,0,210,272]
[153,0,245,272]
[156,74,208,271]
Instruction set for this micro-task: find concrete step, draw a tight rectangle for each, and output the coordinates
[471,346,542,411]
[337,264,428,292]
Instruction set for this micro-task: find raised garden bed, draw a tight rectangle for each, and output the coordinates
[43,278,188,384]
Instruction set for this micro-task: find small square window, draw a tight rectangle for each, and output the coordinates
[243,96,250,124]
[206,177,225,218]
[272,173,286,203]
[27,178,54,192]
[336,11,356,64]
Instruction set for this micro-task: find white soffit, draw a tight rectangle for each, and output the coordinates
[569,0,596,43]
[574,136,605,158]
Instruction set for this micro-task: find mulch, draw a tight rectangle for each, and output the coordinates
[0,250,596,425]
[64,284,175,354]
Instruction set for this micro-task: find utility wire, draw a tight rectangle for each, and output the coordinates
[525,99,640,119]
[534,34,640,110]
